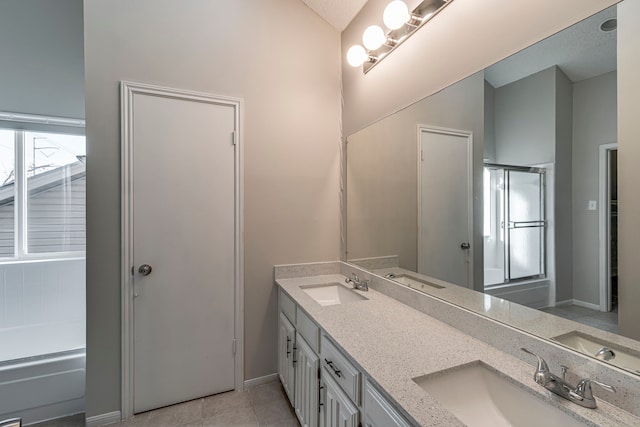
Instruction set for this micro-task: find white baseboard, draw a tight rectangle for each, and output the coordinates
[243,373,278,389]
[571,299,602,311]
[554,299,601,311]
[86,411,121,427]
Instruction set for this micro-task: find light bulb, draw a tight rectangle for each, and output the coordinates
[362,25,386,50]
[383,0,410,30]
[347,45,368,67]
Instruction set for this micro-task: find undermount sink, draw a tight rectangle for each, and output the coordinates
[412,362,585,427]
[552,331,640,373]
[300,282,368,306]
[390,274,444,290]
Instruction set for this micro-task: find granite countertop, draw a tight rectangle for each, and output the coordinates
[372,266,640,357]
[276,273,640,427]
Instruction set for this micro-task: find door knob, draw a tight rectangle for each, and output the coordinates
[138,264,152,276]
[460,242,471,250]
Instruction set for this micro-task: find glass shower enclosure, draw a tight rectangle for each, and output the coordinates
[484,164,546,287]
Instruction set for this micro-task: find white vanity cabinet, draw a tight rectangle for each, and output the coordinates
[278,289,320,427]
[320,367,359,427]
[278,287,412,427]
[363,379,412,427]
[319,334,361,427]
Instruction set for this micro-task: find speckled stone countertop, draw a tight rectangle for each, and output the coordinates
[372,266,640,364]
[276,272,640,427]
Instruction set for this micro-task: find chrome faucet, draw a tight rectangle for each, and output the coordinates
[595,347,616,361]
[521,348,615,409]
[345,273,369,291]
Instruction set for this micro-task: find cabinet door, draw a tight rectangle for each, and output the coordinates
[320,367,359,427]
[294,333,319,427]
[363,380,411,427]
[278,312,296,405]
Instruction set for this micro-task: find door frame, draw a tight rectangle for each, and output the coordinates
[599,142,617,312]
[416,125,473,288]
[120,81,244,419]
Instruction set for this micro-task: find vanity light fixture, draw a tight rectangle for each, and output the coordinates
[347,0,453,73]
[383,0,411,30]
[362,25,387,50]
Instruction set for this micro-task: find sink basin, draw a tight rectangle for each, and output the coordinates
[390,274,444,290]
[300,283,368,306]
[412,362,584,427]
[552,331,640,373]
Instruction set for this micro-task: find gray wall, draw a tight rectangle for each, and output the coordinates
[494,67,556,165]
[490,66,573,302]
[483,81,496,162]
[347,72,484,289]
[84,0,341,418]
[554,67,574,303]
[572,71,617,305]
[0,0,84,119]
[616,0,639,341]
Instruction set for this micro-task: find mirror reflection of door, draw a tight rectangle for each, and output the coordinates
[417,126,472,288]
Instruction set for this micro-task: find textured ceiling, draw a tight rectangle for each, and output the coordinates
[485,6,617,88]
[300,0,368,31]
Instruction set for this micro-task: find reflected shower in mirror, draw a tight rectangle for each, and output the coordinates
[345,4,637,374]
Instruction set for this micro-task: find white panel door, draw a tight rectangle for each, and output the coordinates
[418,127,472,288]
[132,91,236,413]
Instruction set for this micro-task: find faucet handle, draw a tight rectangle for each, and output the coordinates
[521,348,551,385]
[575,379,616,396]
[571,378,616,405]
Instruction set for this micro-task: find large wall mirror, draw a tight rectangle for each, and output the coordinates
[346,3,640,376]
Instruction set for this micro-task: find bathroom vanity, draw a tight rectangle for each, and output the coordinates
[275,262,640,427]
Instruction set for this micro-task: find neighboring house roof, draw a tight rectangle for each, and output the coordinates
[0,160,86,206]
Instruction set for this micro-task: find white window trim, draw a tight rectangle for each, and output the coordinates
[0,113,86,262]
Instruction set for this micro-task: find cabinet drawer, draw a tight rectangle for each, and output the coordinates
[279,289,296,323]
[363,380,411,427]
[296,309,320,353]
[320,335,360,405]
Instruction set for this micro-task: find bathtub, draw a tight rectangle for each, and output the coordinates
[484,268,551,309]
[0,322,85,425]
[484,267,505,286]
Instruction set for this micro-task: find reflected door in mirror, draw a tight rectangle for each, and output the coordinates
[418,127,472,287]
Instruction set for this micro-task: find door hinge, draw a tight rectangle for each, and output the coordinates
[421,149,425,162]
[232,130,237,146]
[232,339,236,355]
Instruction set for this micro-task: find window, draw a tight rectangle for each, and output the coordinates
[0,128,86,259]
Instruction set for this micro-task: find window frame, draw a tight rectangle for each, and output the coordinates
[0,112,86,264]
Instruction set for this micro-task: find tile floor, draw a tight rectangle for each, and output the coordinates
[540,304,618,333]
[30,381,300,427]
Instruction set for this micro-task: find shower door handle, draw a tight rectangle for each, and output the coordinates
[460,242,471,250]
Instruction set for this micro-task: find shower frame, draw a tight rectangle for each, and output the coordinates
[485,163,547,286]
